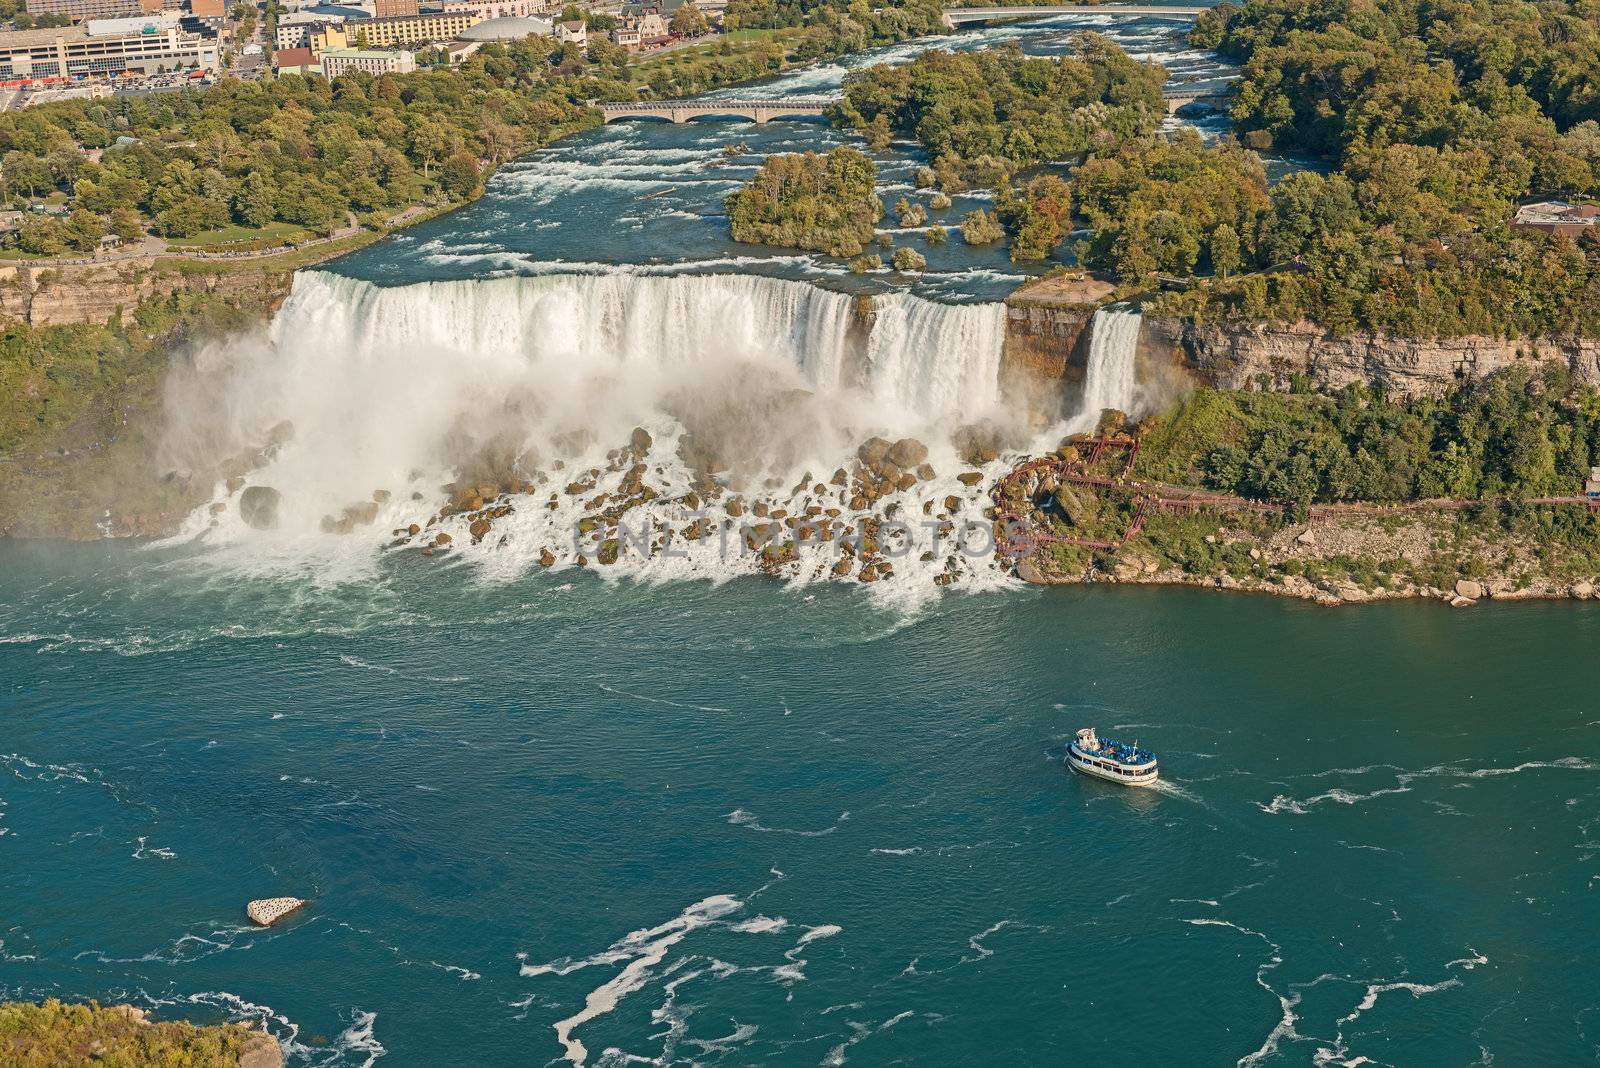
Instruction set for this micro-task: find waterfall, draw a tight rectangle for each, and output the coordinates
[261,270,1005,419]
[1068,304,1143,432]
[166,270,1012,537]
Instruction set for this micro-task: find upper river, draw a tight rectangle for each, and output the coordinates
[3,11,1597,1068]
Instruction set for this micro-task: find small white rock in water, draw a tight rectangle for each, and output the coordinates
[247,897,306,927]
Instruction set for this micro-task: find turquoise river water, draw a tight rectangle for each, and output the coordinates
[3,543,1598,1065]
[3,12,1598,1067]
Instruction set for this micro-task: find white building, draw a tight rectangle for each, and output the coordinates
[441,0,550,19]
[0,20,219,78]
[318,46,416,77]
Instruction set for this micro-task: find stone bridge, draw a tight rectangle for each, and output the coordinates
[943,4,1208,25]
[599,98,832,123]
[1163,91,1230,115]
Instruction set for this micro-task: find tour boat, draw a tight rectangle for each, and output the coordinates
[1067,727,1159,787]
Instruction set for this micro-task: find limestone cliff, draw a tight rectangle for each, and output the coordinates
[1144,316,1600,395]
[0,258,295,325]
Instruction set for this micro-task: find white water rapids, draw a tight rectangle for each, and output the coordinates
[163,271,1146,606]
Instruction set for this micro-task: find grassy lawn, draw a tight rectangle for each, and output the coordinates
[165,221,309,250]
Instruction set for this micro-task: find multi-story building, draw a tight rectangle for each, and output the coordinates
[0,17,219,78]
[440,0,548,19]
[343,11,478,48]
[23,0,153,22]
[275,12,341,50]
[610,9,665,49]
[319,46,414,77]
[372,0,418,17]
[189,0,224,17]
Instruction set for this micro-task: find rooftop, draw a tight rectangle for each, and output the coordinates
[1514,200,1600,226]
[459,15,551,38]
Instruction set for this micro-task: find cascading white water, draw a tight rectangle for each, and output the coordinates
[162,269,1019,604]
[1067,304,1143,432]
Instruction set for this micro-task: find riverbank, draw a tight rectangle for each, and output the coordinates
[0,1000,281,1067]
[1019,506,1600,607]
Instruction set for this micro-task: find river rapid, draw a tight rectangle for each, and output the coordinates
[4,11,1597,1068]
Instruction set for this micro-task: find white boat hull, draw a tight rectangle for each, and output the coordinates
[1067,744,1159,787]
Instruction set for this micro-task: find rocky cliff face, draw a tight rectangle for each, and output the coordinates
[1000,301,1095,421]
[0,258,293,325]
[1144,316,1600,394]
[1001,299,1600,404]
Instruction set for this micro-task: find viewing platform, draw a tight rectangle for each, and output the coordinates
[599,99,833,123]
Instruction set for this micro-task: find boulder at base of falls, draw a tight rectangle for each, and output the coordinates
[238,486,282,531]
[630,427,653,454]
[857,437,892,470]
[887,438,928,470]
[246,897,306,927]
[954,423,1005,466]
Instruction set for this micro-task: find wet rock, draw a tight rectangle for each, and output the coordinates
[1450,595,1475,608]
[957,471,984,487]
[407,523,421,536]
[343,501,379,526]
[944,494,962,513]
[630,427,653,454]
[226,476,246,495]
[469,517,492,543]
[540,548,556,568]
[857,436,892,470]
[887,438,928,470]
[915,463,935,482]
[831,468,849,486]
[954,424,1002,465]
[434,532,452,546]
[373,489,391,504]
[726,497,746,518]
[239,486,283,530]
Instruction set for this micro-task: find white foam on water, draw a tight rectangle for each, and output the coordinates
[1260,757,1597,815]
[520,894,743,1065]
[1182,918,1304,1068]
[823,1009,915,1067]
[726,808,850,837]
